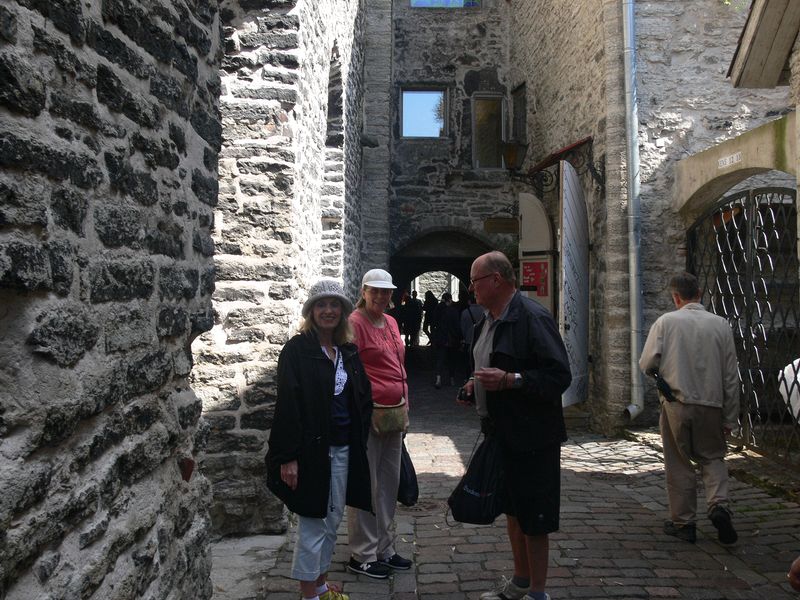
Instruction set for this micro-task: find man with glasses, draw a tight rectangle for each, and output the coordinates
[459,251,571,600]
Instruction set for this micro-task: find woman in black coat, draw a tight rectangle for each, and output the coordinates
[266,278,372,600]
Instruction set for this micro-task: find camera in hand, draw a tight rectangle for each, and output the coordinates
[457,386,475,404]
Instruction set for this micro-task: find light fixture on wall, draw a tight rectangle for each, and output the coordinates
[501,140,529,172]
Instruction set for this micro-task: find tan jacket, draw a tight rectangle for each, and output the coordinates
[639,303,740,429]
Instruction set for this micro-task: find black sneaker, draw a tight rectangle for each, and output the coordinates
[663,520,696,543]
[346,558,390,579]
[377,553,413,570]
[709,505,738,545]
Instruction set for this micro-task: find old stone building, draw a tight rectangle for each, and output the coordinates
[0,0,795,597]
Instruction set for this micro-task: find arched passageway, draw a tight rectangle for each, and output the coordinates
[389,229,495,294]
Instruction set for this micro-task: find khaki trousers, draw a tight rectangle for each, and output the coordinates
[348,429,402,562]
[660,400,730,525]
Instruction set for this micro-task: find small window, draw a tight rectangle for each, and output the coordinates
[472,96,504,169]
[401,90,446,138]
[410,0,479,6]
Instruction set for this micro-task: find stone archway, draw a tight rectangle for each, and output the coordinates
[389,228,495,294]
[674,113,796,219]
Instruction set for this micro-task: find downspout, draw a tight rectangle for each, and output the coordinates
[623,0,645,421]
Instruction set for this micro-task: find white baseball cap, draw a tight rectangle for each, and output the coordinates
[361,268,396,289]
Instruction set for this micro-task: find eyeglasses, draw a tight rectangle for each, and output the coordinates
[469,272,496,285]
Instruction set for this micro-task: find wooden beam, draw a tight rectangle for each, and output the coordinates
[729,0,800,88]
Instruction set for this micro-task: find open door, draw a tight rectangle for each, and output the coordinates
[518,192,554,315]
[559,161,589,407]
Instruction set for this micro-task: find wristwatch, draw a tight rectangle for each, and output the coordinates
[513,373,523,388]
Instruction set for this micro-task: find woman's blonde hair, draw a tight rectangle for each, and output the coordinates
[299,300,354,345]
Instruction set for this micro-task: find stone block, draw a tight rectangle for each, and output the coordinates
[85,20,152,79]
[93,204,144,248]
[226,327,266,344]
[89,259,154,303]
[196,383,240,412]
[191,108,222,150]
[190,306,215,336]
[205,414,236,431]
[101,0,197,78]
[27,303,100,367]
[0,5,17,43]
[31,26,95,85]
[0,51,46,117]
[157,305,188,337]
[104,152,158,205]
[47,239,74,296]
[132,133,180,169]
[0,239,51,291]
[104,305,153,353]
[200,265,215,296]
[145,220,184,259]
[0,131,103,189]
[125,349,172,396]
[169,122,187,154]
[96,64,161,129]
[240,408,272,431]
[158,265,199,300]
[204,431,265,454]
[193,228,215,257]
[191,168,219,206]
[0,180,47,229]
[50,187,88,235]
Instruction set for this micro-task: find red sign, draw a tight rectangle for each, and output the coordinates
[522,260,548,297]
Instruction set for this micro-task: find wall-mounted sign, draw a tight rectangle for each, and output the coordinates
[521,260,548,297]
[484,217,519,234]
[718,151,742,169]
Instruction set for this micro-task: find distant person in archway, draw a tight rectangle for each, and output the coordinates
[431,292,462,388]
[347,269,413,579]
[421,290,438,342]
[458,251,571,600]
[405,290,423,347]
[265,279,372,600]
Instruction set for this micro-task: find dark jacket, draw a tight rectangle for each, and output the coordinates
[265,332,373,518]
[473,292,572,453]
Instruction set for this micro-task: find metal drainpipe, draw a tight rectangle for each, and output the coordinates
[623,0,645,421]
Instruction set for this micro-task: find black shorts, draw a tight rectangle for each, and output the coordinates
[500,443,561,535]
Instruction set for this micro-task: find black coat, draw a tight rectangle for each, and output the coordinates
[472,292,572,452]
[265,332,373,518]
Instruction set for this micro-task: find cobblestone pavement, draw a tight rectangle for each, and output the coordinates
[213,346,800,599]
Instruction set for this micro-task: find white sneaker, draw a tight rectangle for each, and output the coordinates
[480,577,528,600]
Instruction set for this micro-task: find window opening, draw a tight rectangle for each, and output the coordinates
[402,89,446,138]
[473,95,504,169]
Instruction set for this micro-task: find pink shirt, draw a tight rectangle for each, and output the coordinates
[349,310,408,406]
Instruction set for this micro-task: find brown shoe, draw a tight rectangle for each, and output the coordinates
[663,520,696,543]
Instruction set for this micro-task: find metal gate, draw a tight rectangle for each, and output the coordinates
[687,187,799,461]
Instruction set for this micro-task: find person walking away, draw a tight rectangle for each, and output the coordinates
[458,251,571,600]
[421,290,438,342]
[265,279,372,600]
[347,268,414,578]
[639,271,740,545]
[406,290,424,347]
[431,292,461,388]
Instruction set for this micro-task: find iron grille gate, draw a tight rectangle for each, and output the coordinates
[687,187,799,462]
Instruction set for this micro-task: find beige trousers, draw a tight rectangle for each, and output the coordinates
[348,429,403,562]
[660,400,730,525]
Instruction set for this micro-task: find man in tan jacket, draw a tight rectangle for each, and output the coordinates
[639,272,740,545]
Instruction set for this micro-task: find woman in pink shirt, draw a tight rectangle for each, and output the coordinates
[346,269,414,579]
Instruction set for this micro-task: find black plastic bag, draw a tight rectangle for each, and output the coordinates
[447,434,504,524]
[397,440,418,507]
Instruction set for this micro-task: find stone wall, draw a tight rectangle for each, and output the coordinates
[193,0,367,537]
[509,0,630,433]
[0,0,220,597]
[636,0,793,326]
[510,0,794,432]
[387,0,517,258]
